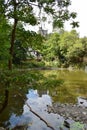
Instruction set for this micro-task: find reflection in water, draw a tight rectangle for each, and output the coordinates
[43,70,87,103]
[26,89,51,111]
[0,90,9,113]
[0,70,87,129]
[6,89,64,130]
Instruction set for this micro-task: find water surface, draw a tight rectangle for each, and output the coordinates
[0,69,87,129]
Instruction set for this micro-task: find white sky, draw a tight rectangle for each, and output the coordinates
[65,0,87,37]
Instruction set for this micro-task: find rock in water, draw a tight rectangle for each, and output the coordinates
[64,119,75,128]
[77,97,87,107]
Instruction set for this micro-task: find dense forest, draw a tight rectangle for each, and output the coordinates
[0,0,81,70]
[0,0,87,88]
[1,22,87,69]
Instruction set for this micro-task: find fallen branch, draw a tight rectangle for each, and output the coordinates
[25,101,55,130]
[17,92,55,130]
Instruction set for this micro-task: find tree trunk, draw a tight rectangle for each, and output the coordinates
[8,19,18,70]
[0,90,9,113]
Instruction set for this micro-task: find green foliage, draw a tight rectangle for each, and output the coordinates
[81,37,87,56]
[0,0,79,69]
[2,0,78,31]
[4,0,37,25]
[43,76,64,88]
[0,69,64,93]
[60,122,84,130]
[21,60,45,68]
[43,30,87,68]
[13,40,28,65]
[0,16,10,68]
[3,0,78,27]
[53,0,79,28]
[70,122,84,130]
[53,19,64,28]
[0,70,43,89]
[67,42,84,63]
[70,12,77,19]
[70,21,79,28]
[59,30,81,65]
[11,22,44,65]
[43,33,60,61]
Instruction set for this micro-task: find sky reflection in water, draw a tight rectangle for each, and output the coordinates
[6,89,64,130]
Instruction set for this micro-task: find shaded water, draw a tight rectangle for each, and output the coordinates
[0,69,87,129]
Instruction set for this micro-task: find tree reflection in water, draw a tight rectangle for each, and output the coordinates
[5,89,64,130]
[0,89,9,113]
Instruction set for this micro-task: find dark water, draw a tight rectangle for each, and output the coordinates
[0,69,87,129]
[0,89,64,130]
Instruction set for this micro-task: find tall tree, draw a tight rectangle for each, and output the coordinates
[43,33,60,61]
[1,0,78,69]
[0,16,10,68]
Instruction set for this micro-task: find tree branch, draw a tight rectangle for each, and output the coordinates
[18,92,55,130]
[27,1,42,8]
[26,101,55,130]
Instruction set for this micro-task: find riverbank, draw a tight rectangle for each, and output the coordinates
[47,100,87,129]
[47,103,87,124]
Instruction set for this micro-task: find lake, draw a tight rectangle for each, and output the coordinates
[0,69,87,130]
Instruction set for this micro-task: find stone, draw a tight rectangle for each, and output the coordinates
[48,102,87,124]
[84,124,87,130]
[64,119,75,128]
[77,97,87,107]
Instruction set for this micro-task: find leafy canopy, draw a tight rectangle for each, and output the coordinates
[2,0,78,28]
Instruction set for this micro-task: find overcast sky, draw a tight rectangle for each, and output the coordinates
[65,0,87,37]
